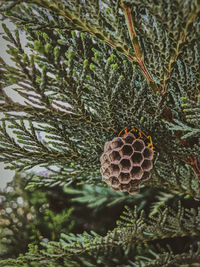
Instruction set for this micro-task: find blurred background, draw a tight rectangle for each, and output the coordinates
[0,20,27,189]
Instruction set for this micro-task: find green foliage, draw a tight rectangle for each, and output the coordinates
[0,173,74,259]
[1,199,200,266]
[0,0,200,266]
[0,8,199,195]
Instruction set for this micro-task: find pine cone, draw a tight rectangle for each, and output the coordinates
[100,132,154,194]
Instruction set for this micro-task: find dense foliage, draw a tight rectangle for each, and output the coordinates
[0,0,200,266]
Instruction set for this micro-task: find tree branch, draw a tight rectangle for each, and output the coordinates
[120,1,159,94]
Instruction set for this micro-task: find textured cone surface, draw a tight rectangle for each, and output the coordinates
[100,133,154,194]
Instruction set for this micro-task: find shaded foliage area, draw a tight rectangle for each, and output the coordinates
[0,173,74,259]
[1,173,200,266]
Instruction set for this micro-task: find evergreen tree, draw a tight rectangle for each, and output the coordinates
[0,0,200,266]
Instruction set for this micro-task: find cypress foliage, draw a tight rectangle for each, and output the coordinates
[0,0,200,266]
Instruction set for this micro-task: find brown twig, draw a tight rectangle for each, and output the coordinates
[187,156,200,180]
[28,0,138,64]
[120,1,159,94]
